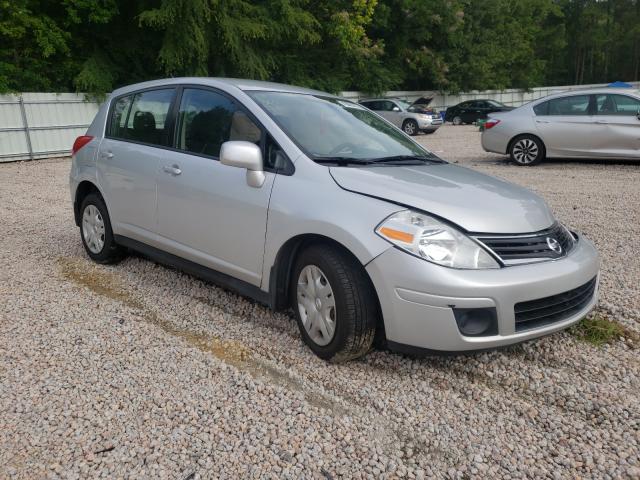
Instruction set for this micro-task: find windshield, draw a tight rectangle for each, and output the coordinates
[248,91,439,163]
[394,99,411,111]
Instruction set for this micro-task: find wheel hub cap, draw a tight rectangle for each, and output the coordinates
[82,204,105,254]
[297,265,336,346]
[513,139,539,164]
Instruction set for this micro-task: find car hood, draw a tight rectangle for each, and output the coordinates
[410,96,433,107]
[329,164,555,233]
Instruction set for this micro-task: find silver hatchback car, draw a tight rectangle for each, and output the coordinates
[482,88,640,165]
[70,78,600,361]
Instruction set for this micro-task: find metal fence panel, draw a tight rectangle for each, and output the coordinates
[0,93,100,162]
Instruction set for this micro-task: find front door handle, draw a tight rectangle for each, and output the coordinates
[536,120,550,124]
[163,165,182,176]
[595,120,608,124]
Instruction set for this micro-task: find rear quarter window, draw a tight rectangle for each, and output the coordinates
[108,95,133,138]
[107,88,176,147]
[533,101,549,116]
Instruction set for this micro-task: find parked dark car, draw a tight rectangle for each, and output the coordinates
[445,99,513,125]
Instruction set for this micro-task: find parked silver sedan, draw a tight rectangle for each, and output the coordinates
[359,98,442,135]
[482,88,640,165]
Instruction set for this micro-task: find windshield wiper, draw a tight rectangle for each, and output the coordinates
[313,156,376,166]
[369,155,446,164]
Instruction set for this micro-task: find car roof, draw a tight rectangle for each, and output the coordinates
[110,77,330,97]
[359,98,398,102]
[535,87,640,102]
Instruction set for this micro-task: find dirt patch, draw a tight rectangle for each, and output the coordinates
[58,256,345,414]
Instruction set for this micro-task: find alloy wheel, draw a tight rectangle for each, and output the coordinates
[512,138,539,164]
[403,121,416,135]
[296,265,336,346]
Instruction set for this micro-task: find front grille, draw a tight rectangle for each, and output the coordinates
[474,223,574,265]
[514,277,597,332]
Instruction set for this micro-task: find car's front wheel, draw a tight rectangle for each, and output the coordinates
[291,244,378,362]
[509,135,545,166]
[79,193,126,264]
[402,119,419,136]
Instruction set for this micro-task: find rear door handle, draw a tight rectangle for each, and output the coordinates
[101,151,114,159]
[535,120,550,124]
[163,165,182,176]
[595,120,608,124]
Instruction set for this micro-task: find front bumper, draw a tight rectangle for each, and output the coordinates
[418,118,442,131]
[365,235,600,352]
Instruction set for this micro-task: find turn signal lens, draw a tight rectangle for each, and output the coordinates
[378,227,414,243]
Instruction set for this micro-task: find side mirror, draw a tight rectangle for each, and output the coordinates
[392,106,401,112]
[220,141,265,188]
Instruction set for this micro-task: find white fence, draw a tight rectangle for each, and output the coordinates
[0,93,100,162]
[2,81,639,162]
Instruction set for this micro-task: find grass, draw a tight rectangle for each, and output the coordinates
[569,313,637,347]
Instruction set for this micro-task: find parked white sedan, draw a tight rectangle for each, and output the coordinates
[481,88,640,165]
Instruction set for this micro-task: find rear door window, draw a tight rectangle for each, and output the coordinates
[174,88,262,158]
[545,95,591,116]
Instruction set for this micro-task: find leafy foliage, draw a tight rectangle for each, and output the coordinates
[569,314,637,347]
[1,0,639,95]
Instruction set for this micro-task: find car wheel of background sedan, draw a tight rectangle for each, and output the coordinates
[291,244,378,362]
[402,119,419,136]
[509,135,545,166]
[452,116,462,126]
[79,193,126,264]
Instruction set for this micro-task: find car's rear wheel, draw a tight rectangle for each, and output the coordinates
[402,119,419,136]
[452,116,462,126]
[291,244,378,362]
[79,193,126,264]
[510,135,545,166]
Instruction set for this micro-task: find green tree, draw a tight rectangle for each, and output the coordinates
[1,0,639,95]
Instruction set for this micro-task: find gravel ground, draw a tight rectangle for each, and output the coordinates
[1,125,638,479]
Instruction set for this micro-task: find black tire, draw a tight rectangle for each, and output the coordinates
[509,134,545,166]
[402,119,419,136]
[290,244,378,362]
[452,115,462,126]
[79,193,126,264]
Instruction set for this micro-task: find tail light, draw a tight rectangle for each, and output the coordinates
[484,119,501,130]
[72,135,94,155]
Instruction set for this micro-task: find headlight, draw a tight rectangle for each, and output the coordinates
[420,114,431,120]
[375,210,500,269]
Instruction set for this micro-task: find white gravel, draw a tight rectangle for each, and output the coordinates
[1,125,639,479]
